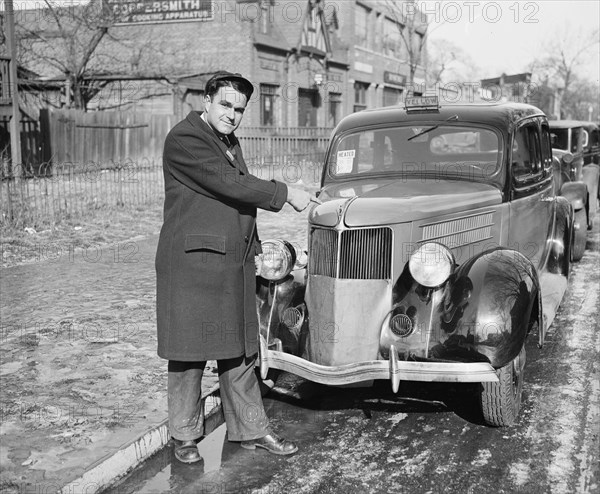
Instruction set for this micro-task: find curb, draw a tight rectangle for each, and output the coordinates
[58,384,224,494]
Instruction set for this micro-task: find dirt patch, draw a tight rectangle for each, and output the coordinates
[1,205,164,268]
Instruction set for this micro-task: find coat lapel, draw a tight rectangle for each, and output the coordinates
[187,111,248,174]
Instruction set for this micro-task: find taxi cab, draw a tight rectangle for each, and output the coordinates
[549,120,599,260]
[580,121,600,165]
[256,98,575,427]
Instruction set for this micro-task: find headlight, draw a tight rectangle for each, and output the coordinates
[562,152,574,164]
[257,239,297,281]
[408,242,455,288]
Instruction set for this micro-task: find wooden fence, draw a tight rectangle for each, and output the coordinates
[0,116,47,176]
[0,110,331,227]
[41,109,176,170]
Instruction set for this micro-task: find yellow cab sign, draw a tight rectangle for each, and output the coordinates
[405,96,440,112]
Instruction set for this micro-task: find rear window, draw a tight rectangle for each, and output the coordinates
[327,125,501,182]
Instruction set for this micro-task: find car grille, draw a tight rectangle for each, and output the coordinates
[420,212,494,248]
[309,227,393,279]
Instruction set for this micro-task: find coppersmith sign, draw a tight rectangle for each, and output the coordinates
[105,0,213,24]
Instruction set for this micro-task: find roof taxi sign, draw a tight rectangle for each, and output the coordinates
[405,95,440,113]
[106,0,213,24]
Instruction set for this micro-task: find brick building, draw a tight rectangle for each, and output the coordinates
[479,72,533,104]
[8,0,428,128]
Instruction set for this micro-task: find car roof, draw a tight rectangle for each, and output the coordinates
[333,102,546,135]
[578,121,599,131]
[548,120,584,129]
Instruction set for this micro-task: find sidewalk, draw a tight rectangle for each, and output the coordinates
[0,235,222,494]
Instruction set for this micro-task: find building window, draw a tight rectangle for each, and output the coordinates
[383,17,401,57]
[383,87,402,106]
[298,89,319,127]
[0,60,10,103]
[260,84,277,126]
[354,81,368,112]
[260,0,273,34]
[374,13,382,51]
[355,3,370,48]
[328,93,342,127]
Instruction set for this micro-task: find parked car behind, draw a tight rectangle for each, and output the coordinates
[580,121,600,165]
[549,120,600,260]
[256,99,576,428]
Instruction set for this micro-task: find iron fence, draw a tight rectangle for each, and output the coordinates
[1,152,325,228]
[0,110,330,228]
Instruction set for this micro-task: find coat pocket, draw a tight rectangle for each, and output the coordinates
[184,234,226,254]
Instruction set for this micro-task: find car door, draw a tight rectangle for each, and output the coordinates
[508,119,554,269]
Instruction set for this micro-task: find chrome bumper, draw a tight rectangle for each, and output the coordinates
[259,339,499,393]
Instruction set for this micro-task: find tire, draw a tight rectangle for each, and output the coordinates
[480,346,526,427]
[572,208,587,262]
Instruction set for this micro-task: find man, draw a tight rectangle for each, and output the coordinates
[156,71,312,464]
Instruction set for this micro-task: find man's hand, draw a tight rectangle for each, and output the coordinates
[286,187,312,212]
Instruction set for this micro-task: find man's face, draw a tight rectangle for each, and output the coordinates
[203,85,248,135]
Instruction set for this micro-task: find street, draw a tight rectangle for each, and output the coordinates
[105,226,599,494]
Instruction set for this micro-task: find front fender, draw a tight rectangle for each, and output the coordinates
[546,195,573,278]
[436,248,540,369]
[582,164,600,216]
[256,269,307,354]
[560,181,588,211]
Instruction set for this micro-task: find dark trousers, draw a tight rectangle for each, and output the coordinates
[168,355,269,442]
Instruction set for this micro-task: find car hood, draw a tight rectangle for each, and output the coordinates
[312,179,503,227]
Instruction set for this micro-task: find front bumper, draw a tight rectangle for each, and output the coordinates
[259,339,499,393]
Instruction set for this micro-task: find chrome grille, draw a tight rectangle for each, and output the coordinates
[309,228,338,277]
[421,212,494,248]
[310,227,392,279]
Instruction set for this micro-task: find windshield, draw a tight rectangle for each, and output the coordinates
[550,128,569,151]
[550,127,582,153]
[327,125,501,182]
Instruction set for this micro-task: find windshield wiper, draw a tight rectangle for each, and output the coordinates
[407,114,459,141]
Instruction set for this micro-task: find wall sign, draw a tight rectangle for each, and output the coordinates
[384,71,407,86]
[105,0,213,24]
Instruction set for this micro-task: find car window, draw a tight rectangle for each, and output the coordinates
[328,125,501,182]
[540,124,553,174]
[550,129,569,151]
[512,124,542,182]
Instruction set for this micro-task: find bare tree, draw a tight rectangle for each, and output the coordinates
[426,38,478,85]
[532,24,599,119]
[383,0,429,86]
[11,1,228,111]
[13,0,123,109]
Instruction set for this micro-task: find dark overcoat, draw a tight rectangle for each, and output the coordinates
[156,111,287,361]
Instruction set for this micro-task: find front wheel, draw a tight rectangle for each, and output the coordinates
[480,346,526,427]
[572,208,587,262]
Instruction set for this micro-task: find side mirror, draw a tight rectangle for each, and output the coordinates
[562,153,574,165]
[582,130,589,148]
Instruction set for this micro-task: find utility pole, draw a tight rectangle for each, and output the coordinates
[5,0,22,178]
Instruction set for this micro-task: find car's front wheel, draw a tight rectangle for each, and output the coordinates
[572,208,587,262]
[480,346,526,427]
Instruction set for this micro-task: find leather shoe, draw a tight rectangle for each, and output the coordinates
[173,439,203,464]
[241,433,298,455]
